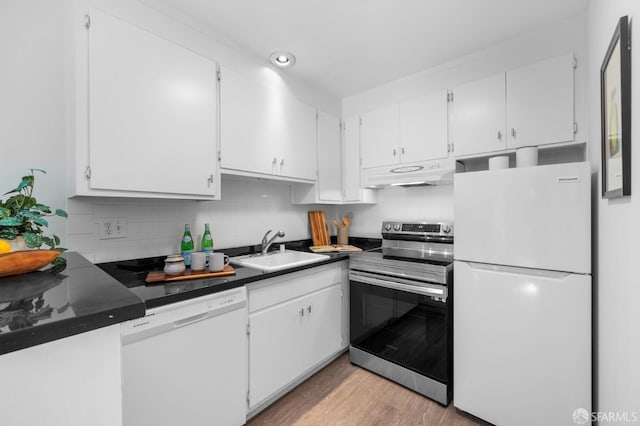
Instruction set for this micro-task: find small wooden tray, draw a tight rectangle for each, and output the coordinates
[145,265,236,284]
[309,245,362,253]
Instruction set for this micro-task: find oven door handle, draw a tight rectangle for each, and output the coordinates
[349,271,446,298]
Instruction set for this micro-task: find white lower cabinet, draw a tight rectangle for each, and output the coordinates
[0,325,122,426]
[247,263,347,414]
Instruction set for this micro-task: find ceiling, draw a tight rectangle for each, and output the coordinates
[144,0,588,99]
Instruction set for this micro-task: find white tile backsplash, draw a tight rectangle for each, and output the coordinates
[66,176,337,263]
[338,184,454,238]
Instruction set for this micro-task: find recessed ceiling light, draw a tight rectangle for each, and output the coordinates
[269,51,296,69]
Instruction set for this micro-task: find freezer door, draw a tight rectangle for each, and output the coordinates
[454,162,590,274]
[453,261,591,426]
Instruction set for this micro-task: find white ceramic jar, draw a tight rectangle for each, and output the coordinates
[163,255,186,276]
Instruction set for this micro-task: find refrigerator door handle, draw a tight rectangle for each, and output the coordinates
[465,261,573,280]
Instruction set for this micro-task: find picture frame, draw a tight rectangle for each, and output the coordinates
[601,15,631,199]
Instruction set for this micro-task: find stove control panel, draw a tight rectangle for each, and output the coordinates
[381,221,454,239]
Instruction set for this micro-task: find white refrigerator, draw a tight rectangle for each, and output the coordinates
[453,162,591,426]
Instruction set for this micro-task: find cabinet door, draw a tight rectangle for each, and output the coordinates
[342,116,363,202]
[360,104,400,168]
[220,67,274,176]
[506,53,575,149]
[399,90,449,162]
[88,9,217,196]
[451,73,506,157]
[278,97,317,181]
[304,285,343,370]
[249,299,304,409]
[317,111,342,201]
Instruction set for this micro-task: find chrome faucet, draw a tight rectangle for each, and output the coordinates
[261,230,285,255]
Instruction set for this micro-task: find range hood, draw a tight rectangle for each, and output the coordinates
[362,158,463,188]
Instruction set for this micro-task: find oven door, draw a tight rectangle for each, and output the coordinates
[349,270,450,386]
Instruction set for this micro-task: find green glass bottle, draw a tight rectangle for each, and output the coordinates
[201,223,214,254]
[180,224,194,266]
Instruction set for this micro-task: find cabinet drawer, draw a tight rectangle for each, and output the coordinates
[248,263,345,313]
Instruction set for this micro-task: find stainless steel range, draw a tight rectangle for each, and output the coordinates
[349,220,453,405]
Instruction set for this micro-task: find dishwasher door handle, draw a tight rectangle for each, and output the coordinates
[173,312,209,328]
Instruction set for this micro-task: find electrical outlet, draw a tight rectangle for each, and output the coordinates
[99,217,127,240]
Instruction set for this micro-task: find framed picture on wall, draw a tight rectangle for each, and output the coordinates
[601,15,631,199]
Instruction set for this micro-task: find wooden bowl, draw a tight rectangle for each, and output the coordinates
[0,250,61,278]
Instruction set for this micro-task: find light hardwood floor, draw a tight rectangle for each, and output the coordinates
[247,353,490,426]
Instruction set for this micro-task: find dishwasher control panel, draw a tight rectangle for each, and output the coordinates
[121,287,247,337]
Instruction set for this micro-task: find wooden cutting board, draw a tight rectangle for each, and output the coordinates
[309,245,362,253]
[308,211,330,246]
[145,265,236,284]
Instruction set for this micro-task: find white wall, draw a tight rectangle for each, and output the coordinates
[340,13,587,236]
[0,1,67,244]
[587,0,640,416]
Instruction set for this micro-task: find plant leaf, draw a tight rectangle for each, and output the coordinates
[31,168,46,175]
[0,207,10,218]
[23,232,42,248]
[55,209,68,218]
[53,235,61,245]
[0,217,22,226]
[50,256,67,273]
[19,211,40,219]
[31,204,50,212]
[33,217,49,227]
[0,228,18,239]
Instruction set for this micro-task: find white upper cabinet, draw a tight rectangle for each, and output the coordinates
[220,67,317,182]
[360,104,400,168]
[277,98,317,181]
[290,110,343,204]
[220,67,273,176]
[450,73,507,157]
[71,8,220,199]
[360,92,449,169]
[451,53,575,158]
[315,111,342,202]
[399,90,449,162]
[343,116,376,204]
[506,53,575,149]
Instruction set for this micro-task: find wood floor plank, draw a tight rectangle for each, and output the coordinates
[247,353,489,426]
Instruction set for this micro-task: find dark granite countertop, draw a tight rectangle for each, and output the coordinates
[0,238,380,355]
[0,251,145,356]
[97,237,381,310]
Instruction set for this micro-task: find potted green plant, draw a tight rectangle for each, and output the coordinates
[0,169,67,268]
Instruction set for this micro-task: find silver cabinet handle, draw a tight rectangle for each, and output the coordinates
[497,131,502,141]
[511,128,516,138]
[393,148,397,156]
[280,159,285,167]
[299,308,304,317]
[272,157,277,165]
[401,147,405,155]
[307,305,312,314]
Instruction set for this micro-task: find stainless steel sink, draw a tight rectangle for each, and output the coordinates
[230,250,330,272]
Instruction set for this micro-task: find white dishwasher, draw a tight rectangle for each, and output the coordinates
[121,287,247,426]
